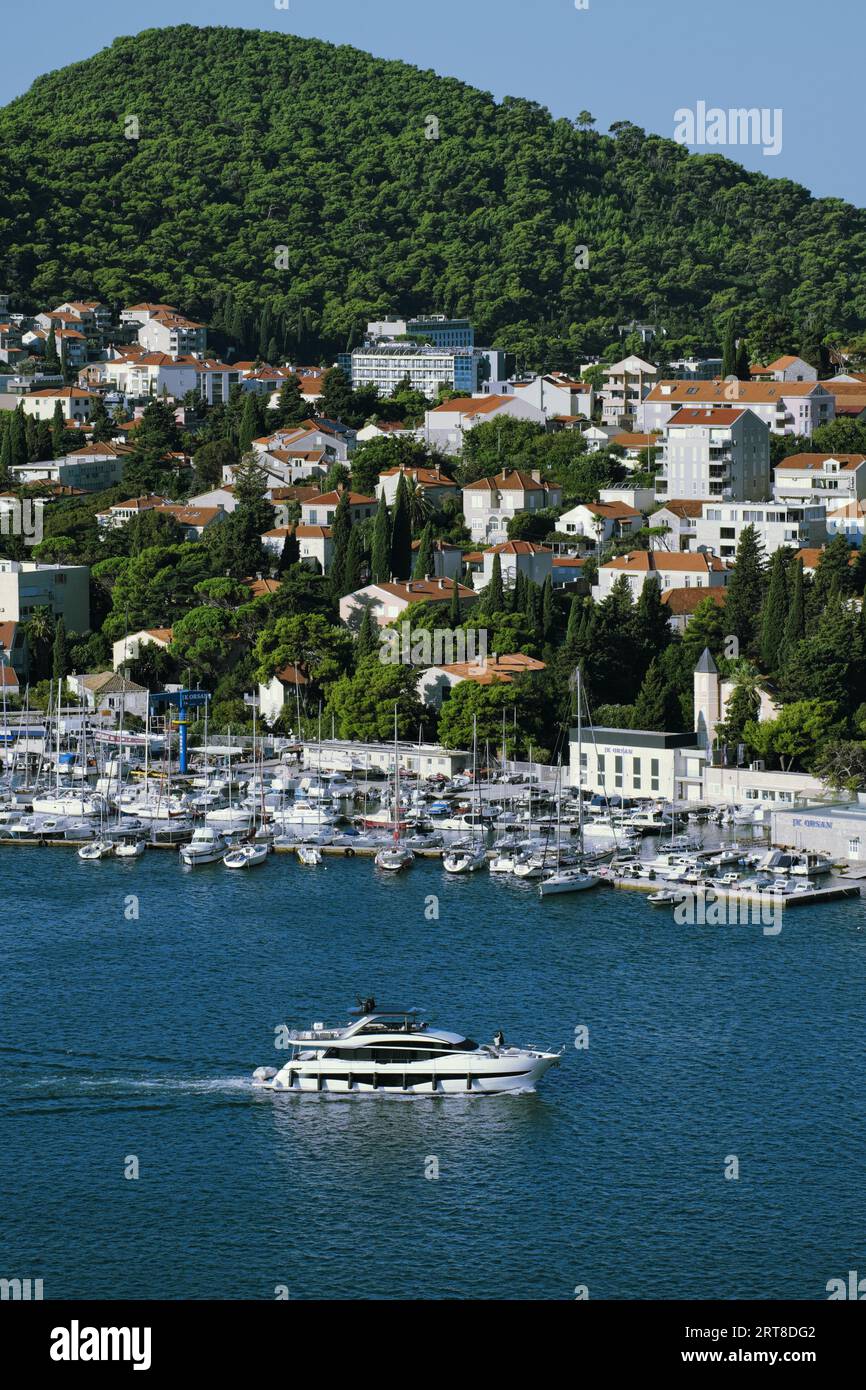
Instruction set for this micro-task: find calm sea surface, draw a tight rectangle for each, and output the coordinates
[2,844,865,1300]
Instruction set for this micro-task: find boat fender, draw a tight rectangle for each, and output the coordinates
[344,847,355,857]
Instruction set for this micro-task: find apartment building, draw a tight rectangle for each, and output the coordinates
[694,501,827,560]
[0,559,90,631]
[638,379,835,437]
[749,354,817,383]
[773,453,866,503]
[423,395,546,456]
[599,355,658,427]
[346,342,484,396]
[593,549,730,602]
[659,407,770,502]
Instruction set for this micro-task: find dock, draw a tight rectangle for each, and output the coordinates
[609,873,861,908]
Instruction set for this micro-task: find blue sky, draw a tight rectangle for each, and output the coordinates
[1,0,860,205]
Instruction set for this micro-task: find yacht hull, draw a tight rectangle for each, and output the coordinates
[258,1053,559,1095]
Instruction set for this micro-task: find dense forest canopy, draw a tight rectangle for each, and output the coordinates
[1,24,865,368]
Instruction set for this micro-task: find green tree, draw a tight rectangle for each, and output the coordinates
[723,525,765,657]
[389,472,412,580]
[51,616,69,681]
[370,494,390,583]
[759,548,789,671]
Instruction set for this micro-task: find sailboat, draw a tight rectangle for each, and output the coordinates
[443,716,487,873]
[374,707,414,871]
[539,668,603,897]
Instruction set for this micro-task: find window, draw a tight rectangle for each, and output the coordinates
[848,838,861,857]
[614,755,623,789]
[650,758,659,793]
[632,757,641,790]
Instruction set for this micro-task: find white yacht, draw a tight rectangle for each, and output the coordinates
[374,844,415,871]
[271,799,336,829]
[538,866,602,896]
[180,826,229,866]
[252,1003,561,1096]
[32,789,106,817]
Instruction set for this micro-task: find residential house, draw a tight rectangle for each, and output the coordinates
[660,586,727,634]
[409,537,464,581]
[153,504,226,540]
[556,500,643,546]
[96,495,169,530]
[71,671,149,720]
[461,469,562,543]
[610,431,664,462]
[258,663,308,724]
[137,311,207,357]
[421,395,546,454]
[592,550,730,602]
[477,540,553,590]
[749,355,817,383]
[648,499,706,551]
[11,442,132,492]
[418,653,546,710]
[376,466,459,508]
[112,628,173,671]
[299,490,376,527]
[339,578,478,630]
[356,421,414,442]
[510,372,594,421]
[20,386,99,422]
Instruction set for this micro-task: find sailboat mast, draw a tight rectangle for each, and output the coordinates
[577,665,584,856]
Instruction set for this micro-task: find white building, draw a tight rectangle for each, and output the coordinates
[461,469,562,543]
[137,312,207,357]
[773,453,866,504]
[339,578,477,630]
[749,354,817,383]
[593,550,730,602]
[659,406,770,502]
[376,466,459,508]
[0,559,90,631]
[299,490,376,527]
[648,499,705,552]
[11,442,132,492]
[599,355,658,428]
[694,500,827,560]
[418,653,545,710]
[348,343,483,397]
[421,395,546,455]
[556,500,643,545]
[510,372,594,421]
[638,379,835,438]
[571,726,707,802]
[113,627,173,671]
[20,387,99,422]
[477,540,553,590]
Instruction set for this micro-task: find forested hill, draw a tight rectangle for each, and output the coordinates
[1,24,864,367]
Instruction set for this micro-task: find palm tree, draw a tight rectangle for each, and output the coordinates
[405,476,434,535]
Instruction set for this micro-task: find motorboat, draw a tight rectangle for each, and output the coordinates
[205,806,254,832]
[647,890,678,908]
[402,830,444,850]
[442,842,487,873]
[223,843,268,870]
[252,1002,561,1096]
[538,867,603,896]
[32,790,106,817]
[271,800,336,829]
[180,826,228,866]
[512,855,551,880]
[297,845,323,866]
[489,851,519,874]
[115,839,146,858]
[374,844,415,871]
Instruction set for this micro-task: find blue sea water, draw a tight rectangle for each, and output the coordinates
[1,845,865,1301]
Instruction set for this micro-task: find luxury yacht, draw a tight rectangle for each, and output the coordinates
[252,1003,561,1095]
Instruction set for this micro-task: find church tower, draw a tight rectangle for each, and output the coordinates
[693,647,721,751]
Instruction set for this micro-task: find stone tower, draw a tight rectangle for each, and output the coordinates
[693,647,721,751]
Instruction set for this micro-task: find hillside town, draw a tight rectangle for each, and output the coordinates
[3,293,866,866]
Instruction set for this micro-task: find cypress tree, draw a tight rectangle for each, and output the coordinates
[721,317,736,378]
[724,524,765,657]
[389,473,412,580]
[328,490,352,595]
[412,520,435,579]
[735,338,750,380]
[541,574,554,638]
[50,400,66,458]
[759,548,788,671]
[565,595,581,647]
[633,658,673,732]
[277,373,308,426]
[370,494,390,582]
[343,524,364,593]
[356,604,379,662]
[634,575,671,667]
[238,393,259,454]
[52,617,69,681]
[11,405,28,465]
[449,575,461,627]
[782,557,806,657]
[483,552,504,613]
